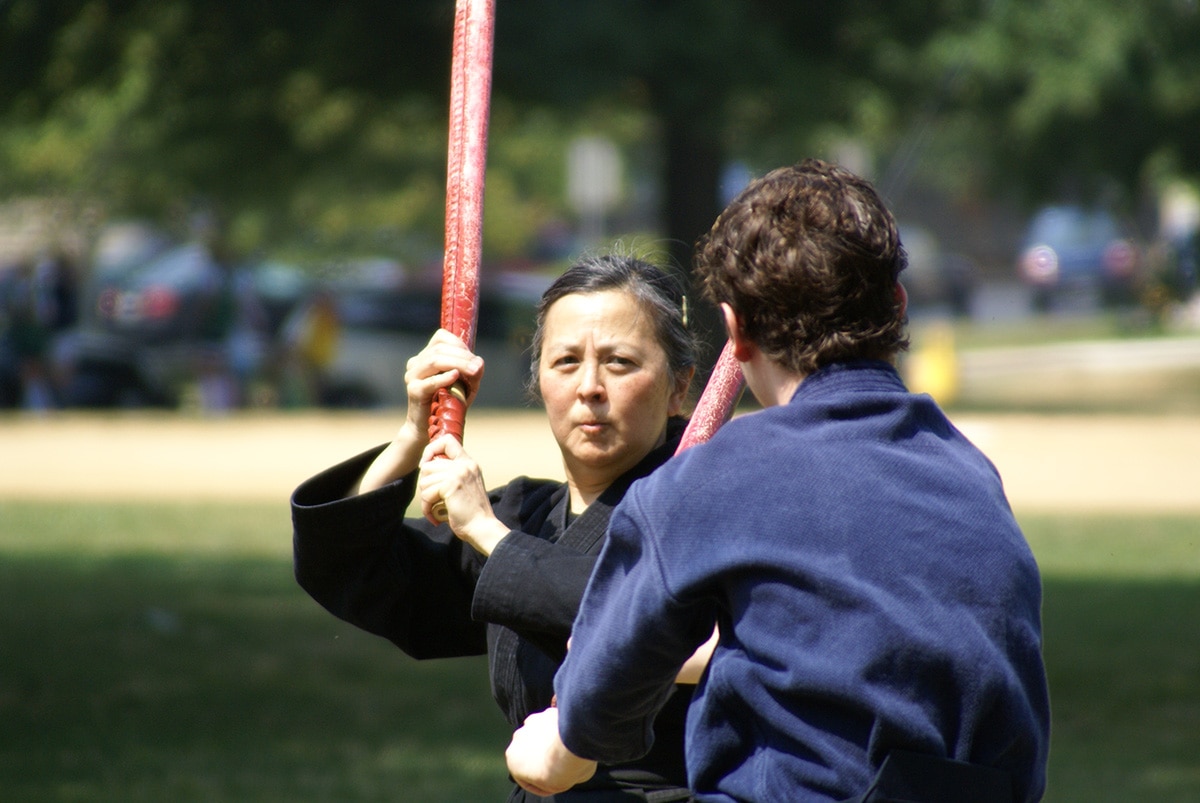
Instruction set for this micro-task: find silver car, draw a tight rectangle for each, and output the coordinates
[322,272,553,409]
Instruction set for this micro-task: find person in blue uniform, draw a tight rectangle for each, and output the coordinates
[506,160,1051,803]
[292,254,714,802]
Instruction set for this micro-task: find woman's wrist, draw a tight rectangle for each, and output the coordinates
[355,424,426,495]
[459,516,510,557]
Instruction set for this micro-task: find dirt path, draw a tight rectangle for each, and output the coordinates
[1,410,1197,513]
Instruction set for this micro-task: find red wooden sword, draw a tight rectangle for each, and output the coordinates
[430,0,495,520]
[678,340,744,454]
[427,0,737,517]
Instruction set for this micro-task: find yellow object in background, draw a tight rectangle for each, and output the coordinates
[905,321,960,405]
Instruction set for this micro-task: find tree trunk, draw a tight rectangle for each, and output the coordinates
[662,116,726,379]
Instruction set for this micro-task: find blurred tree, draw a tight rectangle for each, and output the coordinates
[905,0,1200,207]
[494,0,957,349]
[3,0,1199,331]
[0,0,457,258]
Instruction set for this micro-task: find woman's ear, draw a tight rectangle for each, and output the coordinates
[668,365,696,416]
[895,281,908,317]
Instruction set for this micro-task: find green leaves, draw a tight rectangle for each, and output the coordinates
[3,0,1197,261]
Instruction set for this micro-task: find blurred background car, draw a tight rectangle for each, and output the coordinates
[898,224,978,318]
[1016,205,1143,312]
[317,267,552,409]
[65,241,310,409]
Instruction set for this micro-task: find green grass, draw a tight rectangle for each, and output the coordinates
[1,501,1198,801]
[945,314,1138,350]
[1019,513,1200,802]
[0,501,513,802]
[922,307,1187,351]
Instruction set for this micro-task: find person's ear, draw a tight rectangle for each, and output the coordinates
[720,303,755,362]
[895,281,908,317]
[667,365,695,416]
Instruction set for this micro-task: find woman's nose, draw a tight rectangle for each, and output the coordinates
[577,361,605,400]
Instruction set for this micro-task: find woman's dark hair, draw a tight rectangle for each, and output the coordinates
[526,254,697,400]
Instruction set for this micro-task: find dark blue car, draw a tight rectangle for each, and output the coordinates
[1017,205,1142,311]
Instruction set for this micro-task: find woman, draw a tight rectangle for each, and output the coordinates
[292,254,705,801]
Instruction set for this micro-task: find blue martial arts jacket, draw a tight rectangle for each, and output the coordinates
[556,361,1050,802]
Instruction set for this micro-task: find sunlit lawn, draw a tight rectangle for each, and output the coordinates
[1,501,1198,802]
[0,502,513,803]
[931,306,1189,350]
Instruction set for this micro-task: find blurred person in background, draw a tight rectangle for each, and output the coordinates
[2,259,55,411]
[36,248,81,402]
[0,259,25,408]
[292,254,714,802]
[221,262,271,407]
[280,286,340,407]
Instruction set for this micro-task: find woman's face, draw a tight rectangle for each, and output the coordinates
[538,289,687,491]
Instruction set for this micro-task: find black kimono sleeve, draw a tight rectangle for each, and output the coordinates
[472,531,597,657]
[291,445,488,659]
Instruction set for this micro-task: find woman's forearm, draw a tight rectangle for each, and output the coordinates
[354,422,425,495]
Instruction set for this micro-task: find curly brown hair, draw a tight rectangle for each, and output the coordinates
[694,159,909,375]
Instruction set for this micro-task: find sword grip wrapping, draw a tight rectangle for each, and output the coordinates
[428,383,469,522]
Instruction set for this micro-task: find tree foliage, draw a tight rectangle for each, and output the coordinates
[2,0,1198,267]
[1,1,455,256]
[915,0,1200,206]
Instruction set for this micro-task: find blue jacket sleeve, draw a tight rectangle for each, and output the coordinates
[553,482,714,762]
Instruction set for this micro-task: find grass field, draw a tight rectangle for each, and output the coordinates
[1,500,1198,802]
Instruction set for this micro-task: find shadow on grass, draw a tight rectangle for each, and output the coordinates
[3,503,1199,802]
[0,553,514,803]
[1041,577,1200,802]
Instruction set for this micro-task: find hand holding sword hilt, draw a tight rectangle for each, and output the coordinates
[428,381,469,522]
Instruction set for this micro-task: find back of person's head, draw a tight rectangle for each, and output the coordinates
[527,253,696,399]
[694,158,909,375]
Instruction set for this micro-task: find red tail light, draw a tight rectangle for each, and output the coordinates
[1103,240,1137,278]
[1020,245,1058,284]
[97,288,119,317]
[140,286,180,319]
